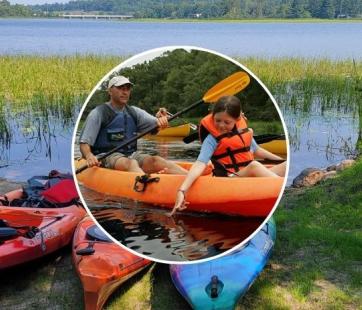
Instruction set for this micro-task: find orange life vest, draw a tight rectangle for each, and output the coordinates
[199,113,254,175]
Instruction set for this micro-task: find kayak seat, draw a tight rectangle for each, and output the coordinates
[0,227,18,241]
[0,219,9,228]
[86,225,112,243]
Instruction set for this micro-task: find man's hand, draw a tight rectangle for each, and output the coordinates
[156,107,168,118]
[156,107,169,129]
[85,153,100,167]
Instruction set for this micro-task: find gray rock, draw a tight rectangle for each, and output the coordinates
[321,170,337,181]
[326,159,355,172]
[336,159,356,171]
[292,168,326,188]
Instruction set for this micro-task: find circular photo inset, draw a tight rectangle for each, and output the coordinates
[73,46,288,263]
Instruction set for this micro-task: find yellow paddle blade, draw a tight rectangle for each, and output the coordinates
[202,71,250,103]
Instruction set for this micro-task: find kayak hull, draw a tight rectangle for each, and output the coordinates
[72,217,151,310]
[169,218,276,310]
[0,189,85,269]
[76,161,284,217]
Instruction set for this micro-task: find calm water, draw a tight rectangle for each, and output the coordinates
[83,189,263,262]
[0,18,361,59]
[0,107,77,181]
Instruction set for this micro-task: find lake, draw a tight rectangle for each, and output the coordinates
[0,18,361,59]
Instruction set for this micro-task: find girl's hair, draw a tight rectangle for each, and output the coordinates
[212,95,241,119]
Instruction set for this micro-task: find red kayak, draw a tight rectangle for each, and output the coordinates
[0,172,86,269]
[0,205,85,269]
[73,217,152,310]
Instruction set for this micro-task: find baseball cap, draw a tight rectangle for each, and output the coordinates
[108,76,134,89]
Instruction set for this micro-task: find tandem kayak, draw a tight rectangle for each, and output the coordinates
[72,217,151,310]
[0,190,85,269]
[169,218,276,310]
[76,161,284,217]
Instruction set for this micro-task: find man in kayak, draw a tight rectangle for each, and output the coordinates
[79,75,187,174]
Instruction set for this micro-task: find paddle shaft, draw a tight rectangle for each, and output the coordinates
[183,132,285,144]
[76,99,204,174]
[0,215,64,239]
[166,111,198,130]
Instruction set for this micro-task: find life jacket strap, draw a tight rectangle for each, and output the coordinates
[212,146,251,160]
[215,127,249,142]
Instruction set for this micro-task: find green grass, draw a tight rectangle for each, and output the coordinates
[1,56,360,108]
[240,159,362,309]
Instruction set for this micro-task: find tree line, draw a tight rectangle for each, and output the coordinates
[85,49,280,123]
[30,0,361,19]
[0,0,32,17]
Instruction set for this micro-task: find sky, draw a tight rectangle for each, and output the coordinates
[10,0,69,4]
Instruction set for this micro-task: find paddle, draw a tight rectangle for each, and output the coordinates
[76,71,251,174]
[165,111,198,131]
[0,215,64,245]
[0,227,18,240]
[183,132,285,144]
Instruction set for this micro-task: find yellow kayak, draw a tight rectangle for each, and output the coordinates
[156,124,191,137]
[260,139,286,155]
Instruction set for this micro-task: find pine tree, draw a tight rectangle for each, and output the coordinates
[319,0,336,18]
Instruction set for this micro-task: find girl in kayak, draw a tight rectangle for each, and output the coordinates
[167,95,286,216]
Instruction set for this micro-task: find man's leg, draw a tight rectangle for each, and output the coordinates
[104,153,144,173]
[140,155,188,175]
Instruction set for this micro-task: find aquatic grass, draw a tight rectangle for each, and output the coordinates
[0,55,123,115]
[1,56,360,118]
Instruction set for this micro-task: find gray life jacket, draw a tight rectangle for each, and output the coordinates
[92,104,138,156]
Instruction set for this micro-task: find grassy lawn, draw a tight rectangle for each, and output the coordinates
[241,159,362,309]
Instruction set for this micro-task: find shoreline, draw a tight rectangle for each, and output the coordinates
[1,17,362,23]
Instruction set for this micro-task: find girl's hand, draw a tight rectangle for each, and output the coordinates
[166,190,189,217]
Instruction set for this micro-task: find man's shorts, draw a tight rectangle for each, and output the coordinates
[102,151,150,169]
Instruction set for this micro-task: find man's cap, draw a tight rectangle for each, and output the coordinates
[108,76,134,89]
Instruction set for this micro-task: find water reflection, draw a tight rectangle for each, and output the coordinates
[85,188,263,261]
[0,104,78,181]
[279,93,359,184]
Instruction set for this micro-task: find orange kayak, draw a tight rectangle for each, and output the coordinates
[72,217,151,310]
[0,189,85,270]
[76,160,284,217]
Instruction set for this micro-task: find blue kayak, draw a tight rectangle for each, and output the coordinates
[169,218,276,310]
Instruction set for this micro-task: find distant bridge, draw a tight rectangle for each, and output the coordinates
[61,14,133,20]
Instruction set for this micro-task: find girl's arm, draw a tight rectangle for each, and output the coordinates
[166,134,216,216]
[166,161,207,217]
